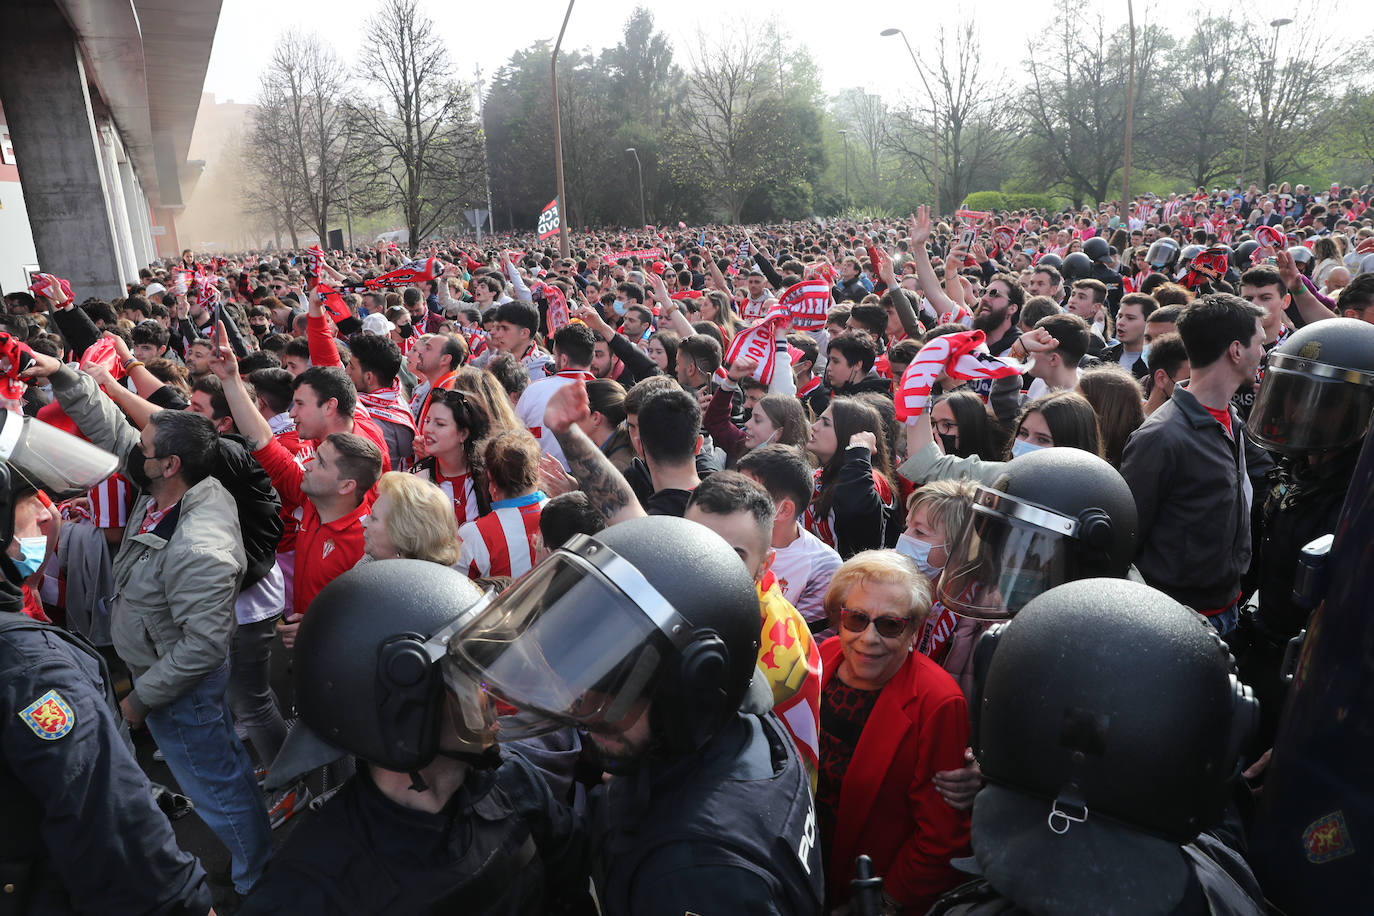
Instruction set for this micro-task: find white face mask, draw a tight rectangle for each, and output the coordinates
[896,533,943,581]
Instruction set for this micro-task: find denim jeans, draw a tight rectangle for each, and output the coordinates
[1207,601,1240,637]
[144,661,272,894]
[228,618,288,766]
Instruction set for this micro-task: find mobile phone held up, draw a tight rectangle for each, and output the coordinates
[960,227,977,249]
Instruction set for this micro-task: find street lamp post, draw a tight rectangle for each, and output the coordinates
[626,147,646,227]
[1259,17,1293,189]
[881,27,940,214]
[838,130,851,211]
[550,0,575,258]
[1121,0,1136,223]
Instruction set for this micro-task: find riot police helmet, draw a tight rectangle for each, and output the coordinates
[1036,253,1063,270]
[1082,236,1110,263]
[937,447,1137,620]
[1247,317,1374,456]
[448,515,761,759]
[1060,252,1092,283]
[286,560,496,778]
[1233,239,1260,270]
[972,577,1257,847]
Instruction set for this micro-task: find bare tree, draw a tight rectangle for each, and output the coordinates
[1021,1,1167,206]
[1241,8,1353,188]
[888,21,1016,213]
[347,0,487,249]
[833,89,892,211]
[1144,16,1244,190]
[240,87,306,248]
[669,24,780,222]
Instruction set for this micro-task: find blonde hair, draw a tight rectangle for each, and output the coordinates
[375,471,462,567]
[453,365,521,433]
[823,549,932,632]
[906,479,979,544]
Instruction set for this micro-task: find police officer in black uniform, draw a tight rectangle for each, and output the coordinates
[1084,236,1124,316]
[241,559,585,914]
[929,578,1265,915]
[0,410,213,915]
[1236,317,1374,747]
[450,515,824,916]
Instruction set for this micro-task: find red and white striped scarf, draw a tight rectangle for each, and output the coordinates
[895,330,1024,423]
[720,304,789,387]
[357,383,415,432]
[777,278,832,332]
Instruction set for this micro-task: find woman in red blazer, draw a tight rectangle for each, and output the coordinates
[815,550,971,913]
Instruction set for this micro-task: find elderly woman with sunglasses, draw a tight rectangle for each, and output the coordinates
[816,550,970,915]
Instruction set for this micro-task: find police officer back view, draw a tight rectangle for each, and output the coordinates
[241,560,585,914]
[450,515,825,915]
[929,578,1264,915]
[0,410,213,914]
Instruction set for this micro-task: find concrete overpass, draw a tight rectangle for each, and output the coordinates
[0,0,221,299]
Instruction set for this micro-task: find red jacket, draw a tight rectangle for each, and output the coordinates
[253,437,373,615]
[819,637,971,911]
[305,313,392,472]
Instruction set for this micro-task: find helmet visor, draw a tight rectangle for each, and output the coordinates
[1247,355,1374,455]
[937,489,1076,621]
[446,543,687,736]
[0,413,118,497]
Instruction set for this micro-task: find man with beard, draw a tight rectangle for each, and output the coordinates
[972,274,1026,357]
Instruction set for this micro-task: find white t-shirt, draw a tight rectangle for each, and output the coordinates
[770,527,842,628]
[1025,367,1083,402]
[514,370,594,470]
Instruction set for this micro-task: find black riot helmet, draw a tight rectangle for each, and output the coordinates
[972,579,1258,847]
[1145,237,1180,270]
[1082,236,1110,263]
[289,560,495,775]
[1059,252,1092,282]
[937,447,1137,620]
[1233,239,1260,270]
[1036,253,1063,270]
[1247,317,1374,456]
[449,515,761,760]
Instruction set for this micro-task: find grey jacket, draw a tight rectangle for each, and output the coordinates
[52,366,245,713]
[1120,385,1273,611]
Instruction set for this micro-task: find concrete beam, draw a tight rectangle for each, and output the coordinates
[0,0,128,300]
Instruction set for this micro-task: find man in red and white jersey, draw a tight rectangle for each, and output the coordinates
[514,323,598,470]
[457,430,547,579]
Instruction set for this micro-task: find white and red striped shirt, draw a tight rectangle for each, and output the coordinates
[457,492,547,579]
[86,474,133,528]
[434,469,481,525]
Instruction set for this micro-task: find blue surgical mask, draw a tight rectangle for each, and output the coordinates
[1140,344,1151,366]
[1011,437,1044,458]
[896,533,943,581]
[613,300,628,316]
[12,536,46,578]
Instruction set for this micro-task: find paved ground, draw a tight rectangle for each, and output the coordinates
[116,634,315,914]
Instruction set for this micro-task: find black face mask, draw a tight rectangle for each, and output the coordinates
[399,323,415,339]
[938,433,960,456]
[125,443,154,490]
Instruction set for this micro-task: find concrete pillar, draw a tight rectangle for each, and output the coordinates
[0,0,127,300]
[118,157,153,267]
[97,123,138,283]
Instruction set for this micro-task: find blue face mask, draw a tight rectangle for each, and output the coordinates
[1011,437,1045,458]
[1140,344,1151,366]
[12,536,47,578]
[612,299,628,317]
[896,533,943,581]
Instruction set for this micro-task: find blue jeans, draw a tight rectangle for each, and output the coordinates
[144,661,272,894]
[1208,602,1240,637]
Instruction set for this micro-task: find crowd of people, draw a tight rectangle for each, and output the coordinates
[3,176,1373,914]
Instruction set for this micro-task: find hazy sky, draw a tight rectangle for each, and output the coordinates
[202,0,1326,111]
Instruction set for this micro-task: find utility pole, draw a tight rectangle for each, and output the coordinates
[551,0,575,258]
[475,65,496,239]
[1121,0,1136,221]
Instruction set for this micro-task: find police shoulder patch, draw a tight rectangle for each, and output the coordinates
[20,689,75,740]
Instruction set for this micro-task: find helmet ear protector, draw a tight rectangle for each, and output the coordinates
[375,592,494,771]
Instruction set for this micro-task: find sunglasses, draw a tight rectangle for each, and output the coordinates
[840,607,912,639]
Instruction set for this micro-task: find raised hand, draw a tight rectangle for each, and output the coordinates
[909,206,933,248]
[543,379,590,437]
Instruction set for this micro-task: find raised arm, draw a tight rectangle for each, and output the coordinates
[908,207,962,319]
[209,332,273,451]
[545,381,645,527]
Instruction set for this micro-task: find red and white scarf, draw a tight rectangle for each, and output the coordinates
[777,278,832,332]
[720,304,789,387]
[895,330,1025,423]
[357,383,415,432]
